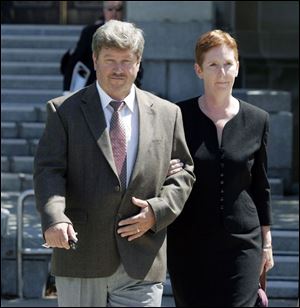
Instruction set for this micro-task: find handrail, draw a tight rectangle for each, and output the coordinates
[16,189,52,298]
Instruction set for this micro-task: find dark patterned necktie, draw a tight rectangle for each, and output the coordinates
[109,101,127,189]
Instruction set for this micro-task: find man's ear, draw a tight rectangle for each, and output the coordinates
[92,52,97,70]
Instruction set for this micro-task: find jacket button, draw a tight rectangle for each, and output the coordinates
[114,185,120,192]
[220,173,224,177]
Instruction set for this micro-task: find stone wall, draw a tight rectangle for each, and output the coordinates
[127,1,212,100]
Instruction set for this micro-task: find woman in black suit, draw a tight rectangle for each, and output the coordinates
[167,30,274,307]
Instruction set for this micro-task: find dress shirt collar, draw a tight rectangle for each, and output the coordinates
[96,81,136,113]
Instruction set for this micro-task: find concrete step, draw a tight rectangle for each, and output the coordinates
[1,105,45,123]
[1,256,52,298]
[161,296,175,307]
[1,24,83,36]
[163,276,299,299]
[1,123,18,138]
[1,123,45,139]
[1,139,31,156]
[272,197,299,230]
[1,173,33,192]
[272,230,299,252]
[269,178,284,196]
[0,296,299,307]
[1,157,10,172]
[10,157,34,174]
[267,279,299,299]
[269,254,299,277]
[232,89,292,112]
[1,48,65,62]
[268,299,299,307]
[19,123,45,139]
[2,156,35,174]
[2,62,60,76]
[2,75,63,90]
[1,35,77,49]
[1,139,39,158]
[1,193,51,297]
[1,89,62,104]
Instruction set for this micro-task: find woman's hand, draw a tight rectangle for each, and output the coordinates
[260,246,274,274]
[260,226,274,274]
[167,159,184,176]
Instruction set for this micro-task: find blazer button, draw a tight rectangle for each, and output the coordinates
[220,173,224,177]
[220,180,224,185]
[220,197,224,202]
[114,185,121,192]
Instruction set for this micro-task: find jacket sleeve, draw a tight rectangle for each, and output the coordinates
[250,112,272,226]
[146,106,195,232]
[63,26,92,91]
[33,101,72,233]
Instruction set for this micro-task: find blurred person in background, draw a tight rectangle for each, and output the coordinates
[61,1,143,95]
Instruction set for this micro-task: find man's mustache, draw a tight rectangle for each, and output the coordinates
[110,74,126,78]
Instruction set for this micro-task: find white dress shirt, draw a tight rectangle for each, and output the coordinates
[96,81,139,187]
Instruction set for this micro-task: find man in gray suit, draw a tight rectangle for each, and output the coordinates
[34,20,195,307]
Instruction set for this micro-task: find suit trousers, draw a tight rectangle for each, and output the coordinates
[55,263,163,307]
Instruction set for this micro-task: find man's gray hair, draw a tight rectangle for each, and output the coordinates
[92,20,144,59]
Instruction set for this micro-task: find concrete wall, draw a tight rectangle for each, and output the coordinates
[127,1,213,101]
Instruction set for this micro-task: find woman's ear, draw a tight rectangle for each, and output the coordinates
[194,63,203,79]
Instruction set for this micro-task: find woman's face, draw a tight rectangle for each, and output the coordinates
[195,44,239,94]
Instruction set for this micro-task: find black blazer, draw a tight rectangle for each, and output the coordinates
[62,23,99,91]
[169,98,272,235]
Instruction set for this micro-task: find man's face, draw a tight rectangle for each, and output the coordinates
[103,1,123,21]
[93,47,140,98]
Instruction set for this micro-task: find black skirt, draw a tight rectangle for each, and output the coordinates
[167,225,262,307]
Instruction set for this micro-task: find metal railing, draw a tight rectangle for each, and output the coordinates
[17,189,52,298]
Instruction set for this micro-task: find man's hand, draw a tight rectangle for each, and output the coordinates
[117,197,155,241]
[44,223,78,250]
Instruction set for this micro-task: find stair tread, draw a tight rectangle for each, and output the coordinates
[2,34,78,40]
[2,75,62,80]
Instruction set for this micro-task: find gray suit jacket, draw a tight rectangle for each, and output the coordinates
[34,83,195,282]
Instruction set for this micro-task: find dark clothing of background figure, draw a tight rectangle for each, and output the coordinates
[167,98,272,307]
[61,22,143,91]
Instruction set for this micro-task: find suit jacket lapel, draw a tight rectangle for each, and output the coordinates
[80,83,118,177]
[129,88,155,187]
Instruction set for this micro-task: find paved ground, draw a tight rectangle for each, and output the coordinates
[1,296,299,307]
[1,295,175,307]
